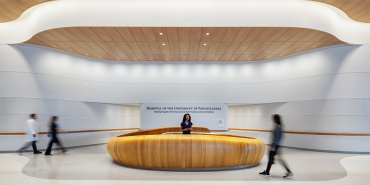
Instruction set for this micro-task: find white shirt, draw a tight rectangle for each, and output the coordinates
[25,119,39,141]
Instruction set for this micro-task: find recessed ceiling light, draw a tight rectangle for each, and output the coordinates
[232,59,234,60]
[150,59,152,60]
[314,46,316,47]
[70,50,72,51]
[117,59,119,60]
[200,59,201,60]
[249,59,251,60]
[159,33,163,35]
[216,59,218,60]
[162,43,165,45]
[167,59,168,60]
[99,57,100,58]
[183,59,185,60]
[134,59,136,60]
[86,54,88,55]
[53,45,55,47]
[206,33,209,35]
[268,57,270,58]
[280,55,282,56]
[203,44,206,45]
[297,50,299,51]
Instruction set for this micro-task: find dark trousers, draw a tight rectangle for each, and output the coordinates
[19,141,38,153]
[266,145,290,174]
[45,136,65,154]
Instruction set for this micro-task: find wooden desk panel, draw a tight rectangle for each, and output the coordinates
[107,127,265,170]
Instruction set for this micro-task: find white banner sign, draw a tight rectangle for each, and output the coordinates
[140,103,228,131]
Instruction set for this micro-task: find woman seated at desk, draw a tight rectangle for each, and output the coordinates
[181,114,193,134]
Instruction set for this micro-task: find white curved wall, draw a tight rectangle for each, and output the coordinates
[2,0,370,44]
[1,43,370,152]
[229,100,370,153]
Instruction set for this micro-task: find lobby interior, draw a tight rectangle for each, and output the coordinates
[1,0,370,184]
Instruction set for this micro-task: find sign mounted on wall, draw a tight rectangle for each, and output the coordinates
[140,103,228,131]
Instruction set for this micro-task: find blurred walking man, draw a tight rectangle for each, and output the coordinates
[18,114,42,154]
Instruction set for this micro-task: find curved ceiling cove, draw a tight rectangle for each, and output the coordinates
[24,27,346,61]
[0,0,52,23]
[1,1,370,24]
[1,1,370,45]
[312,0,370,23]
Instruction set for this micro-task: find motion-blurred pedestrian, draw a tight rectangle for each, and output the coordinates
[259,114,293,179]
[18,114,42,154]
[44,116,67,156]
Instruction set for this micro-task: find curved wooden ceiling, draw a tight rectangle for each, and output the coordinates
[24,27,346,61]
[1,0,370,23]
[0,0,52,23]
[311,0,370,23]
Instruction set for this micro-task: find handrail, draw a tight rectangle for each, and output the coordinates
[228,128,370,136]
[0,128,140,135]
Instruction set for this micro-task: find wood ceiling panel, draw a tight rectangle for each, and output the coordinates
[140,27,157,42]
[215,41,232,55]
[229,54,241,61]
[103,28,125,41]
[74,42,102,58]
[207,42,222,55]
[166,28,179,41]
[158,42,171,54]
[190,28,203,41]
[205,55,215,61]
[200,27,216,42]
[128,28,146,42]
[24,27,346,62]
[234,42,253,54]
[66,28,92,42]
[233,28,253,41]
[153,28,168,42]
[145,54,156,61]
[0,0,50,23]
[78,28,103,41]
[198,42,211,54]
[180,54,189,61]
[92,28,115,41]
[188,42,200,54]
[116,42,138,60]
[212,55,223,61]
[169,42,180,55]
[105,42,131,61]
[179,42,190,55]
[237,54,251,61]
[137,42,154,55]
[179,27,191,42]
[147,42,161,54]
[57,29,82,42]
[244,28,266,42]
[116,28,136,41]
[310,0,370,23]
[212,28,228,41]
[224,42,242,55]
[223,28,241,41]
[254,27,278,42]
[126,42,144,54]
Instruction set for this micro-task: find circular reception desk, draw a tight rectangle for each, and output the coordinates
[107,127,265,171]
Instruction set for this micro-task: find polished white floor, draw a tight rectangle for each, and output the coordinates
[1,144,369,185]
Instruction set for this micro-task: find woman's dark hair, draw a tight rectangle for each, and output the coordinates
[50,116,58,128]
[182,114,191,122]
[273,114,282,125]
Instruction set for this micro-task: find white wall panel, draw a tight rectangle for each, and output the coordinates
[2,43,370,152]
